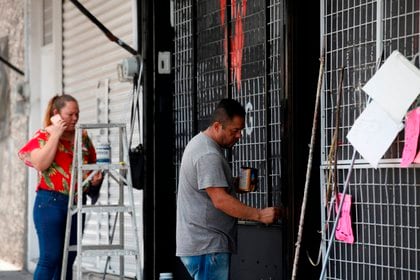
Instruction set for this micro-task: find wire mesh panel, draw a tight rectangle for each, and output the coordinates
[322,167,419,279]
[321,0,420,279]
[321,0,377,164]
[231,0,284,210]
[230,0,270,209]
[196,0,227,124]
[266,0,284,208]
[174,0,285,214]
[174,0,195,184]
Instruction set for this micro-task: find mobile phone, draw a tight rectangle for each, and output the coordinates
[50,114,62,125]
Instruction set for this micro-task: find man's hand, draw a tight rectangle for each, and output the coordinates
[206,187,283,224]
[258,207,282,224]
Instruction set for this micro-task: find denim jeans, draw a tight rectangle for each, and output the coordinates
[180,253,231,280]
[33,190,79,280]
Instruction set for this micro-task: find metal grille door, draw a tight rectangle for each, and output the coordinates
[321,1,420,279]
[174,0,285,215]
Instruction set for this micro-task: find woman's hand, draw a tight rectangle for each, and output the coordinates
[90,171,103,187]
[30,115,67,171]
[50,114,67,136]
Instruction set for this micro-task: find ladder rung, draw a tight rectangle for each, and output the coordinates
[69,244,139,256]
[77,123,126,129]
[80,247,139,257]
[82,249,139,257]
[69,244,123,252]
[79,205,133,213]
[81,163,129,171]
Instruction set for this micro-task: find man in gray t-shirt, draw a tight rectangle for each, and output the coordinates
[176,99,280,280]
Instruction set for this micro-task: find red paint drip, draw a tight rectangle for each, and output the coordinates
[220,0,247,91]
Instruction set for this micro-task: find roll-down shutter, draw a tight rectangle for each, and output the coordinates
[63,0,142,277]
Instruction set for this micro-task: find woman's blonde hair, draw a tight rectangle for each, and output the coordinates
[43,94,78,127]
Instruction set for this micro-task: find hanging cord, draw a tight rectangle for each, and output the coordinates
[102,61,143,279]
[69,0,138,56]
[291,52,325,280]
[306,66,345,267]
[319,52,384,280]
[129,59,144,147]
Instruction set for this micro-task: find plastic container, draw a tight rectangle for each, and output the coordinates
[159,272,173,280]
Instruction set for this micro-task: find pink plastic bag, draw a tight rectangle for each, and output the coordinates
[335,193,354,244]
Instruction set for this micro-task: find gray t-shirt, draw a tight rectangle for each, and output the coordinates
[176,132,237,256]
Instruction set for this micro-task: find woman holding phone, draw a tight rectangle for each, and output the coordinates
[18,94,103,280]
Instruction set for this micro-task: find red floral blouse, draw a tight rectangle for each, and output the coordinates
[18,129,96,194]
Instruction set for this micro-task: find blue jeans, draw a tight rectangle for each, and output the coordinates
[180,253,231,280]
[33,190,79,280]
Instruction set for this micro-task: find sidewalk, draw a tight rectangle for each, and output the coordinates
[0,270,32,280]
[0,261,130,279]
[0,261,32,280]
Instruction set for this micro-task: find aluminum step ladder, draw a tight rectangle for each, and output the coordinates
[61,123,142,280]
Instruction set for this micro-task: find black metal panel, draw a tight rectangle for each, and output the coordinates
[231,225,284,279]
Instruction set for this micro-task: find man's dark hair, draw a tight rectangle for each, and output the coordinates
[210,98,245,126]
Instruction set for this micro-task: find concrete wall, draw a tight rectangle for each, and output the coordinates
[0,0,28,269]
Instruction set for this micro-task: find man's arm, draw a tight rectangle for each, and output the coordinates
[206,187,280,224]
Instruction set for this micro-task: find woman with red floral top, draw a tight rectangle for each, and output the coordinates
[18,94,103,280]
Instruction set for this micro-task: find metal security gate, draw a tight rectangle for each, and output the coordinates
[62,0,142,277]
[321,1,420,279]
[174,0,286,278]
[174,0,284,216]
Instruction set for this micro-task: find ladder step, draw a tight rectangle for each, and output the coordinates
[69,245,139,257]
[81,163,129,171]
[77,123,126,129]
[74,205,134,214]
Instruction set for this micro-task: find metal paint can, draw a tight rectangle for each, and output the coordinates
[96,143,111,163]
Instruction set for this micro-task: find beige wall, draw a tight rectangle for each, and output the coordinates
[0,0,28,268]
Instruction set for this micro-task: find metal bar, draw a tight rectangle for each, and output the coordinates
[319,149,357,280]
[77,127,84,280]
[264,0,272,207]
[69,0,138,55]
[192,0,198,135]
[122,125,143,280]
[0,55,24,76]
[60,130,79,280]
[376,0,384,62]
[119,127,124,279]
[226,0,233,162]
[226,0,232,100]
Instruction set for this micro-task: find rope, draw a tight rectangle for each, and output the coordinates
[291,54,325,280]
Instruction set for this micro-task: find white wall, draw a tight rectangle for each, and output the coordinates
[26,0,62,272]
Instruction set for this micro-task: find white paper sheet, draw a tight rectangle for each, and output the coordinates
[347,101,404,167]
[362,50,420,123]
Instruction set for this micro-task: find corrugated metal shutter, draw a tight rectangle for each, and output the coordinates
[62,0,142,277]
